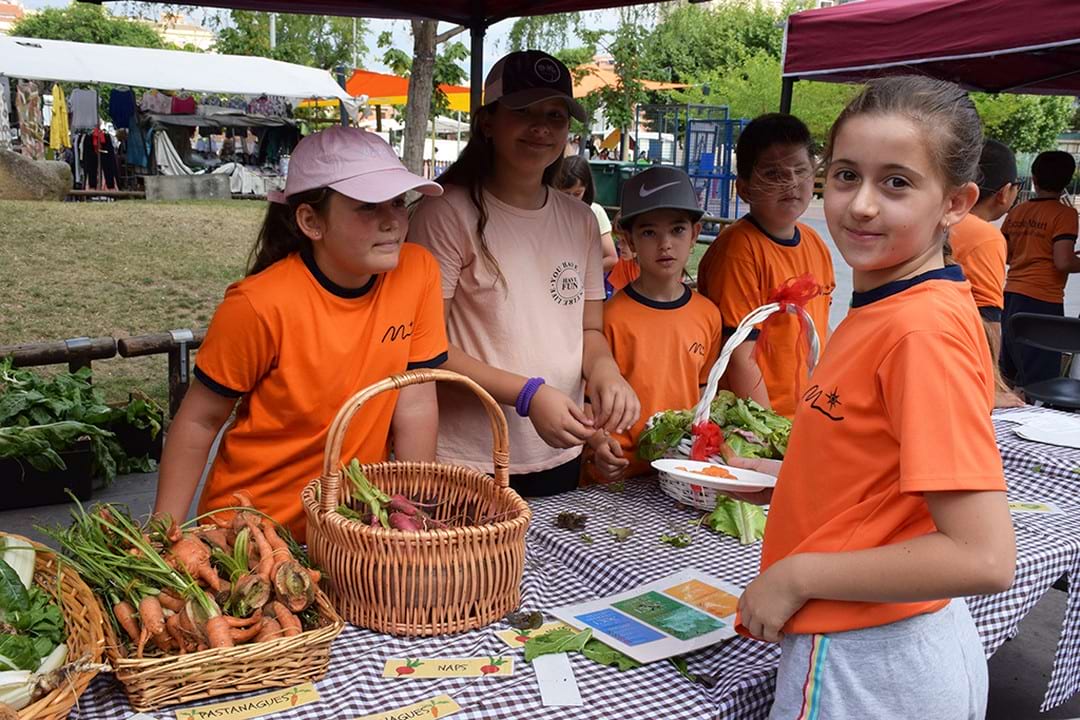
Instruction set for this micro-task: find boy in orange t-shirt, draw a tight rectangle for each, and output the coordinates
[586,167,722,483]
[696,114,835,418]
[948,139,1022,407]
[1000,150,1080,384]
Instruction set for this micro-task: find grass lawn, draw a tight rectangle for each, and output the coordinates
[0,199,263,406]
[0,198,711,410]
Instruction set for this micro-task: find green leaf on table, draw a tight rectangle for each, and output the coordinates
[660,532,692,548]
[580,533,594,545]
[0,633,40,670]
[0,559,29,614]
[607,527,634,542]
[523,627,593,662]
[1033,464,1044,473]
[505,610,543,631]
[701,497,766,545]
[583,639,641,671]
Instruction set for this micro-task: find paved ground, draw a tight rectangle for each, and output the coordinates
[3,466,1078,719]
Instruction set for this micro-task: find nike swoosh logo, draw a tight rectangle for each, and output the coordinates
[639,180,681,198]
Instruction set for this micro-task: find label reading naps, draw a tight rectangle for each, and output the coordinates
[575,608,665,646]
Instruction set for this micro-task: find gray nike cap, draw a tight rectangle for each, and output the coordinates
[618,166,704,229]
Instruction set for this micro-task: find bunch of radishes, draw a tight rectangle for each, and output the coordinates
[337,460,448,532]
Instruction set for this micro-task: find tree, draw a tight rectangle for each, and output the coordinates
[506,13,581,54]
[379,22,467,175]
[587,8,655,160]
[213,11,367,70]
[672,51,856,145]
[972,93,1075,153]
[10,4,169,49]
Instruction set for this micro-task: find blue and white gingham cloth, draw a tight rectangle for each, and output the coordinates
[69,408,1080,718]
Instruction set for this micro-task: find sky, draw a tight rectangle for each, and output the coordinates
[18,0,626,79]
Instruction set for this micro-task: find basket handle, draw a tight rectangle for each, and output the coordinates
[691,302,820,425]
[318,368,511,514]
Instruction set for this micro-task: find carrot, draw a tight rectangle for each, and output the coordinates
[223,610,263,628]
[261,520,293,574]
[170,536,226,592]
[139,595,166,637]
[204,614,235,648]
[157,589,185,613]
[268,600,302,636]
[232,490,255,508]
[230,622,263,644]
[273,561,315,612]
[199,527,230,551]
[307,568,321,584]
[245,522,275,582]
[166,612,190,654]
[114,601,141,643]
[255,617,283,643]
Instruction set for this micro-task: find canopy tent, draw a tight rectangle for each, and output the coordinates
[780,0,1080,110]
[0,35,352,101]
[89,0,676,110]
[572,62,688,97]
[345,69,470,112]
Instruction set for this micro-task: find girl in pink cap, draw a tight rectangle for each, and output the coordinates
[154,127,449,538]
[410,50,640,496]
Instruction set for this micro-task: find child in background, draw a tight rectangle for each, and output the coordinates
[1000,150,1080,384]
[732,77,1014,719]
[154,127,448,538]
[696,114,835,417]
[585,167,722,483]
[556,155,618,273]
[409,50,639,497]
[948,139,1023,407]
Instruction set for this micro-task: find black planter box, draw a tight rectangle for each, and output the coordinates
[108,420,163,463]
[0,439,94,510]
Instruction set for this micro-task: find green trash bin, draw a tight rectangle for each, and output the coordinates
[589,160,641,211]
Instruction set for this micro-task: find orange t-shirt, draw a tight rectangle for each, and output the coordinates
[950,212,1006,319]
[588,285,722,481]
[1002,197,1079,303]
[606,257,640,293]
[744,266,1005,636]
[193,245,448,539]
[696,216,835,418]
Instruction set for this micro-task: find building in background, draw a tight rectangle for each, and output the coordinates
[151,13,216,51]
[0,1,26,35]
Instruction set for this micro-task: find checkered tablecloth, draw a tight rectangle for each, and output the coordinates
[68,407,1080,718]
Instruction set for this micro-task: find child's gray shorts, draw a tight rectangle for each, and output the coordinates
[769,599,987,720]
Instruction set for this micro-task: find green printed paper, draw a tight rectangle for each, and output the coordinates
[612,591,724,640]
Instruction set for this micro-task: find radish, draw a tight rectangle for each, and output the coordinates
[389,513,421,531]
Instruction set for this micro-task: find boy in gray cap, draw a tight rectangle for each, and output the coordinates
[584,167,723,483]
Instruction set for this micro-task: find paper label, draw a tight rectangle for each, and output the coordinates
[664,579,739,618]
[382,656,513,678]
[174,683,318,719]
[1009,500,1064,514]
[533,653,583,707]
[355,694,461,720]
[612,591,726,640]
[495,621,571,648]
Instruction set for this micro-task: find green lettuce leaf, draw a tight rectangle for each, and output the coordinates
[582,639,641,671]
[523,627,593,662]
[0,634,39,670]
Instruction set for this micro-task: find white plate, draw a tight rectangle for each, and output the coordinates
[1014,424,1080,450]
[650,459,777,493]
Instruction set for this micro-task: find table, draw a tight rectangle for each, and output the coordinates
[69,408,1080,719]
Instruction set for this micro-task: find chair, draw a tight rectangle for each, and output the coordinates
[1007,312,1080,410]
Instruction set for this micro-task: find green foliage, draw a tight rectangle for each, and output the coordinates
[972,93,1075,153]
[377,31,468,119]
[507,13,581,54]
[10,4,168,49]
[672,51,857,144]
[213,11,366,69]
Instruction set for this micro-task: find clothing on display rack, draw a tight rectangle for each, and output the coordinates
[152,129,193,175]
[80,129,119,189]
[247,94,289,117]
[171,93,196,114]
[69,87,100,131]
[140,90,172,115]
[125,117,150,169]
[0,77,11,151]
[15,81,44,160]
[49,84,71,151]
[108,88,136,129]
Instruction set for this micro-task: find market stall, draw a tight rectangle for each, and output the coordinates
[0,35,353,193]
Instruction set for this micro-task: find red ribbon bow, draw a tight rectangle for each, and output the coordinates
[753,273,822,398]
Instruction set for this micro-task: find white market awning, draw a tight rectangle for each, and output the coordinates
[0,35,351,102]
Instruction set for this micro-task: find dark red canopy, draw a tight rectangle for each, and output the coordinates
[782,0,1080,95]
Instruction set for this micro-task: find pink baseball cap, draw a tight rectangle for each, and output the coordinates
[268,126,442,204]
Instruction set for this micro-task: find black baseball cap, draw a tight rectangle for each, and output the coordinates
[618,167,704,229]
[484,50,587,122]
[977,139,1018,194]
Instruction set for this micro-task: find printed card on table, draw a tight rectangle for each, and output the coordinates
[495,620,571,648]
[355,694,461,720]
[549,568,743,664]
[1009,500,1065,515]
[382,656,514,678]
[174,683,318,719]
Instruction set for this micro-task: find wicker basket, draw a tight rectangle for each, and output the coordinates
[101,588,343,711]
[650,302,820,510]
[3,533,106,720]
[302,368,531,637]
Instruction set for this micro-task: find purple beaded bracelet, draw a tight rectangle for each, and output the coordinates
[515,377,546,417]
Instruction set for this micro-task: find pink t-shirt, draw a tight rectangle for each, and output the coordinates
[410,184,605,474]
